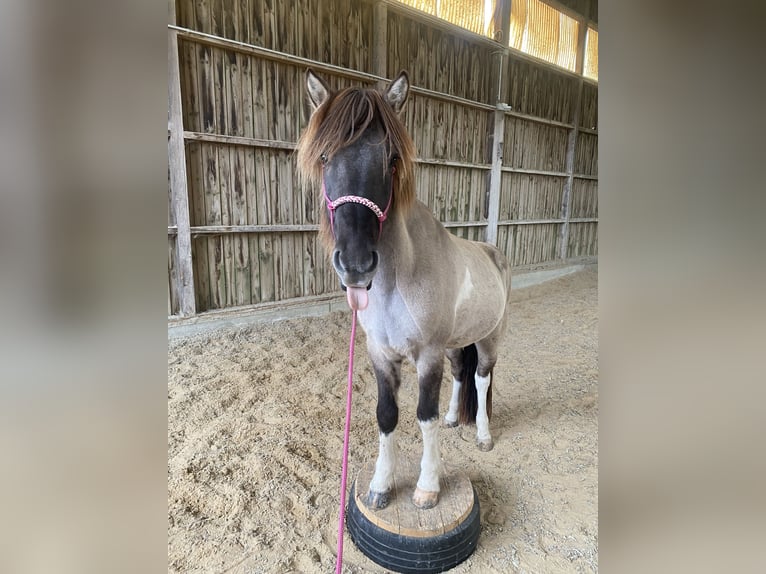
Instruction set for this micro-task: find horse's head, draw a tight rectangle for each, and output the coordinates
[297,70,415,308]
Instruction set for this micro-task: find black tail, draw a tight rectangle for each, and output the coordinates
[457,344,492,424]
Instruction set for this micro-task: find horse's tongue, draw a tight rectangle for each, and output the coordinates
[346,286,368,311]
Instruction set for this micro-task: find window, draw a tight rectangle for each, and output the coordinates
[395,0,497,38]
[396,0,596,80]
[583,27,598,80]
[509,0,579,73]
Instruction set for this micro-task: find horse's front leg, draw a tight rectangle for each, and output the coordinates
[365,348,402,510]
[412,351,444,509]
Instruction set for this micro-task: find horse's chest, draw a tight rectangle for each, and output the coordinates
[358,302,422,360]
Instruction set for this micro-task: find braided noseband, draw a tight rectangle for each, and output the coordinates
[322,166,395,238]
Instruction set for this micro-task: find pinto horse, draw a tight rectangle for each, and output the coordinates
[297,70,511,510]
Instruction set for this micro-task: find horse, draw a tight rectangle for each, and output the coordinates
[296,69,512,510]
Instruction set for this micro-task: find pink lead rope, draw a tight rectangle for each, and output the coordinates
[336,309,357,573]
[326,163,394,571]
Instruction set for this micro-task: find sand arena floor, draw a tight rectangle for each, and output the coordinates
[168,267,598,573]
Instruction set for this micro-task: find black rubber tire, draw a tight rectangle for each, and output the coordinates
[346,481,481,573]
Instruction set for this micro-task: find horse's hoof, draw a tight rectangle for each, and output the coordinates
[365,490,391,510]
[477,438,494,451]
[443,418,458,428]
[412,488,439,509]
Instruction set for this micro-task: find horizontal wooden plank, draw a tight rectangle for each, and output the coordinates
[183,133,501,170]
[583,76,598,87]
[184,131,296,150]
[184,134,504,175]
[187,224,320,235]
[501,166,568,177]
[499,166,599,180]
[409,85,494,112]
[168,221,490,236]
[498,217,598,226]
[415,158,491,170]
[499,219,563,226]
[568,217,598,223]
[184,131,500,170]
[172,25,380,84]
[443,221,487,228]
[168,292,344,323]
[503,106,574,130]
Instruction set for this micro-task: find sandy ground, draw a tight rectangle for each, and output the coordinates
[168,266,598,573]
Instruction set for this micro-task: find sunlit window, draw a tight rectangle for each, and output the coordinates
[395,0,596,80]
[509,0,579,72]
[395,0,498,38]
[583,27,598,81]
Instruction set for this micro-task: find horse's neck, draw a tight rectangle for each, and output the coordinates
[372,209,409,290]
[375,201,445,292]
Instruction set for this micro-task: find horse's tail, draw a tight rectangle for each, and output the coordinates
[458,344,492,425]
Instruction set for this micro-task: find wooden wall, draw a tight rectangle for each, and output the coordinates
[167,0,598,317]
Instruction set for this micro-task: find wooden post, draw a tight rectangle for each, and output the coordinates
[485,107,506,246]
[168,0,196,316]
[493,0,512,46]
[488,0,513,104]
[558,7,589,261]
[485,0,512,246]
[372,2,388,87]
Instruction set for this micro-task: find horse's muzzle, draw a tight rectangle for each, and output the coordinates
[333,249,379,288]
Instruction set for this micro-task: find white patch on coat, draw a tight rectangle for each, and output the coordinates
[475,374,492,442]
[454,268,474,313]
[444,377,462,425]
[416,418,442,493]
[369,430,397,493]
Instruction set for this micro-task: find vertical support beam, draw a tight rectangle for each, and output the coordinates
[372,2,388,87]
[559,10,589,261]
[485,0,512,246]
[493,0,513,103]
[168,0,196,316]
[485,107,506,246]
[496,0,513,45]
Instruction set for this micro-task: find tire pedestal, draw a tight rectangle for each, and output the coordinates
[346,458,480,573]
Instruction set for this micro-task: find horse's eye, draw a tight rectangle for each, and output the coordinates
[390,155,399,167]
[320,153,328,165]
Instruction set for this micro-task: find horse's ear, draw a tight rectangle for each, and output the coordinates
[306,69,332,111]
[384,71,410,114]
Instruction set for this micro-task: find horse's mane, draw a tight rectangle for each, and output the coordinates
[296,86,416,249]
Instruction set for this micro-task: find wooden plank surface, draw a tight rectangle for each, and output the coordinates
[354,457,474,538]
[171,0,597,316]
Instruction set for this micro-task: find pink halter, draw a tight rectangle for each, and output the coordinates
[322,166,395,238]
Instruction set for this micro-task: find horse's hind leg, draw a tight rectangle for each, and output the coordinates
[412,350,445,509]
[365,346,402,510]
[443,348,464,428]
[474,336,502,451]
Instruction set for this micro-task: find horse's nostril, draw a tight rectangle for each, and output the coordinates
[333,250,344,271]
[334,248,378,281]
